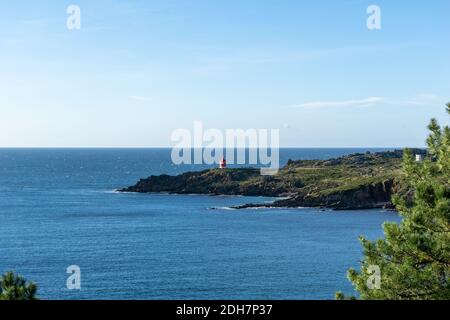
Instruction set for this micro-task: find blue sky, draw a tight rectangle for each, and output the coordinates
[0,0,449,147]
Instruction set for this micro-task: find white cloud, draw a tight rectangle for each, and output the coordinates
[130,96,153,102]
[289,94,448,110]
[289,97,385,109]
[400,94,448,106]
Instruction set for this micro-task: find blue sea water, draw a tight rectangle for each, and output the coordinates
[0,148,401,300]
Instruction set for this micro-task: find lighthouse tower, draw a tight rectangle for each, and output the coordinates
[219,157,227,169]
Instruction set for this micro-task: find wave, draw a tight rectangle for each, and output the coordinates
[208,206,237,211]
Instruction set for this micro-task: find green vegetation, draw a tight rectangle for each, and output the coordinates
[282,154,402,196]
[0,271,39,300]
[123,150,410,209]
[337,104,450,300]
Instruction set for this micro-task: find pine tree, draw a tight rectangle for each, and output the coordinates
[337,104,450,300]
[0,271,39,300]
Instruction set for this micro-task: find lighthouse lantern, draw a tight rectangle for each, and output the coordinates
[220,157,227,169]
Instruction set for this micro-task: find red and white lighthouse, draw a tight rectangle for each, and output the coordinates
[219,157,227,169]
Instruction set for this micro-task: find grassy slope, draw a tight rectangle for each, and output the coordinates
[169,151,403,197]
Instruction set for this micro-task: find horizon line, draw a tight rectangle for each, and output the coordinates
[0,146,425,149]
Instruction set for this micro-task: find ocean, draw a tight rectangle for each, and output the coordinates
[0,148,401,300]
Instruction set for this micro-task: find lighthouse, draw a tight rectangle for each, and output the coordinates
[219,157,227,169]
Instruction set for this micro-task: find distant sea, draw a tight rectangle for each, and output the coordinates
[0,148,401,300]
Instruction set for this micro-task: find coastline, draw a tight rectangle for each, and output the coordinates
[120,149,423,211]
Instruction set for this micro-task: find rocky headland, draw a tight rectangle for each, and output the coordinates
[120,149,425,210]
